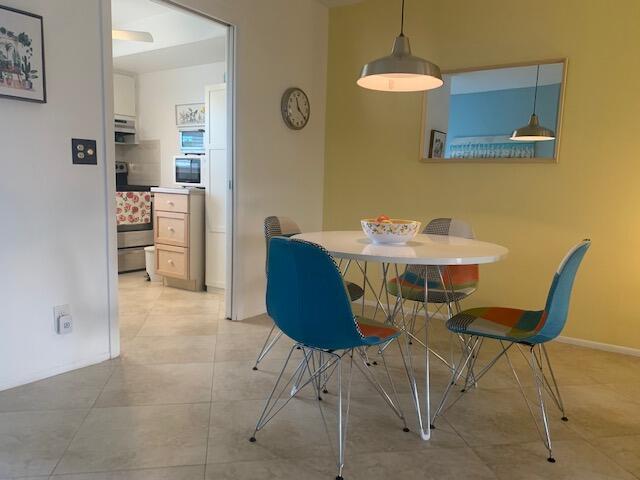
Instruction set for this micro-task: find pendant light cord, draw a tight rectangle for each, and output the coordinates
[400,0,405,36]
[532,64,540,114]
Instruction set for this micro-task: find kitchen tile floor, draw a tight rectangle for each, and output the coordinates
[0,271,639,479]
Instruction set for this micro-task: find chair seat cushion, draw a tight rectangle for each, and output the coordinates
[387,272,475,304]
[447,307,547,343]
[356,317,400,343]
[345,281,364,301]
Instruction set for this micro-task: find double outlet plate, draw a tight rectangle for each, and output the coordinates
[72,139,97,165]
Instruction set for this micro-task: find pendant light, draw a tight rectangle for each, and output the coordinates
[511,65,555,141]
[357,0,443,92]
[112,29,154,43]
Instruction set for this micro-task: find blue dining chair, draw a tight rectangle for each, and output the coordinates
[431,240,591,463]
[253,216,364,371]
[250,237,409,480]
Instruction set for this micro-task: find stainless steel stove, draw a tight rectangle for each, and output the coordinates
[116,162,155,273]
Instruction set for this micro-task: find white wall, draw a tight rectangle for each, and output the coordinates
[0,0,330,389]
[136,62,226,187]
[175,0,329,319]
[0,0,112,389]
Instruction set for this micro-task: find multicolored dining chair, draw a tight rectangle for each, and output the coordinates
[253,216,365,371]
[384,218,479,368]
[250,237,409,480]
[431,239,591,463]
[387,217,479,309]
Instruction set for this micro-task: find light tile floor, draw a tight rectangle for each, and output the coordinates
[0,271,639,479]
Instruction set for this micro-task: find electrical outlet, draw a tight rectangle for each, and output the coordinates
[54,305,73,335]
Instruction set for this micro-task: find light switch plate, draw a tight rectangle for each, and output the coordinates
[72,138,97,165]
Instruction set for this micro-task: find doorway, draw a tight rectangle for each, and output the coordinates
[104,0,236,356]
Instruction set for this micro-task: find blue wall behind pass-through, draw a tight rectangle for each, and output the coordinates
[447,84,561,157]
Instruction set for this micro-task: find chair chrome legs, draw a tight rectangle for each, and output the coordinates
[335,351,352,480]
[252,323,284,371]
[530,346,555,463]
[250,344,301,441]
[250,342,407,480]
[433,336,566,463]
[540,344,568,421]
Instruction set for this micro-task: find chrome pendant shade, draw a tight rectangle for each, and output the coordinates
[511,65,555,142]
[510,113,555,142]
[357,0,442,92]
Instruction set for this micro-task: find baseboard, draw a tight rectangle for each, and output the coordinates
[556,335,640,357]
[206,283,225,293]
[0,352,111,392]
[360,300,640,357]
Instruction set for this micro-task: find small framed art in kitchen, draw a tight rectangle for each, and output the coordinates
[176,103,206,127]
[0,4,46,103]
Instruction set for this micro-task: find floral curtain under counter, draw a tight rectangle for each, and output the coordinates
[116,192,151,225]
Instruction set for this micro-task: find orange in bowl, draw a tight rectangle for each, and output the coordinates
[361,218,421,244]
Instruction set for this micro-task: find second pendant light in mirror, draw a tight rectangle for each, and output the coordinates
[511,64,556,142]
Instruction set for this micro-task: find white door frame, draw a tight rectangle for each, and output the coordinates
[99,0,120,358]
[100,0,238,358]
[224,24,237,320]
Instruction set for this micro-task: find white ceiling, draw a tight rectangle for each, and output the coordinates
[111,0,227,73]
[449,63,564,95]
[114,37,226,74]
[111,0,167,26]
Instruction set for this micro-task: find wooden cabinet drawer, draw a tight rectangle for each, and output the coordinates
[156,245,189,280]
[155,193,189,213]
[155,212,188,247]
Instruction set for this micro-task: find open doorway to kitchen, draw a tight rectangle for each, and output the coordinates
[107,0,235,351]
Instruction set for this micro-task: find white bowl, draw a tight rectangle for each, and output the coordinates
[361,219,421,244]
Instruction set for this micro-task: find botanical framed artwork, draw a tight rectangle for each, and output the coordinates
[0,4,46,103]
[175,103,205,127]
[428,129,446,159]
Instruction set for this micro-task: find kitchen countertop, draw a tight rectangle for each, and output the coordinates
[151,187,205,195]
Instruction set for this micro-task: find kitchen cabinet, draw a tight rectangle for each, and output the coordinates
[152,188,205,291]
[204,83,227,290]
[114,73,136,118]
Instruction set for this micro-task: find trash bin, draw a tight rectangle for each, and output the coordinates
[144,246,161,282]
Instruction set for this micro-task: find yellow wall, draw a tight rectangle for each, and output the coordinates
[323,0,640,349]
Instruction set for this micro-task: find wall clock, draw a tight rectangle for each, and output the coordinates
[281,87,310,130]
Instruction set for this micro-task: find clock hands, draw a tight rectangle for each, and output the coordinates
[295,97,308,122]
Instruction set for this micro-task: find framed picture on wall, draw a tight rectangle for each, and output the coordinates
[175,103,205,127]
[0,4,46,103]
[428,129,446,159]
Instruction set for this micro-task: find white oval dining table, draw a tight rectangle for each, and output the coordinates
[294,231,509,440]
[294,231,508,266]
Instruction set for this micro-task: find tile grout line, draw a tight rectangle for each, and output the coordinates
[46,463,207,479]
[47,362,119,477]
[574,423,640,479]
[202,312,220,479]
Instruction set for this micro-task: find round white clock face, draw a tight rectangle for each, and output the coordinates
[281,87,310,130]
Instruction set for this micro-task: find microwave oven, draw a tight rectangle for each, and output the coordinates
[173,154,206,187]
[178,128,205,153]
